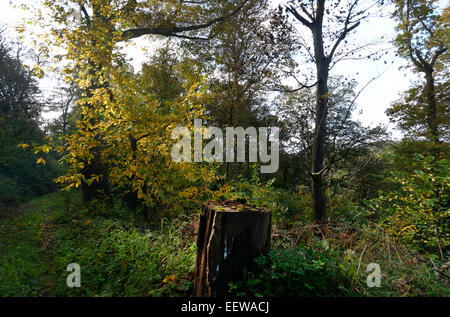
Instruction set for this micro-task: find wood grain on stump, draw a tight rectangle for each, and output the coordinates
[194,200,271,297]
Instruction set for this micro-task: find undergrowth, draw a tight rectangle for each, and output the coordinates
[0,184,448,297]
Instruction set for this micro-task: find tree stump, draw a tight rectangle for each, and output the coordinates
[194,200,271,297]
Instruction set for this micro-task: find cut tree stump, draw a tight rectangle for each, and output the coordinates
[194,200,271,297]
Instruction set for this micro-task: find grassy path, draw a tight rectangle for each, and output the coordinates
[0,192,74,296]
[0,191,197,297]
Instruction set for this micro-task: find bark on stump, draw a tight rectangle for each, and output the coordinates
[194,200,271,297]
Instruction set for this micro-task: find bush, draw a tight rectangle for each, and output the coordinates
[229,245,351,297]
[50,201,197,297]
[0,146,62,207]
[216,175,313,224]
[366,155,449,257]
[337,224,449,297]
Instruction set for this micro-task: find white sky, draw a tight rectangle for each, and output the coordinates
[0,0,433,139]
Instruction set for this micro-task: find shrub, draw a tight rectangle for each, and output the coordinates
[216,176,312,224]
[367,155,449,257]
[50,202,197,297]
[229,245,351,297]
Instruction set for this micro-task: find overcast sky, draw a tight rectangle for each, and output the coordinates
[0,0,433,139]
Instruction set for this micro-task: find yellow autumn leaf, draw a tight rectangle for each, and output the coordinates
[36,157,46,165]
[15,25,26,33]
[17,143,30,149]
[163,275,176,283]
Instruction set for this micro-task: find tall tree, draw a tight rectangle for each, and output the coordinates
[0,30,58,205]
[277,77,387,201]
[389,0,448,154]
[386,78,449,144]
[282,0,383,223]
[186,0,294,179]
[37,0,248,201]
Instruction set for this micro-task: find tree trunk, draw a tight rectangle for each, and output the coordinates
[79,90,111,203]
[194,201,271,297]
[225,97,235,180]
[310,15,329,224]
[78,4,114,202]
[424,70,440,157]
[80,145,111,202]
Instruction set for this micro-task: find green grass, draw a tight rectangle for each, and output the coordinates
[0,190,197,297]
[0,191,71,296]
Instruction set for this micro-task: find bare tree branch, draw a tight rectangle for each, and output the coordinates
[285,5,313,28]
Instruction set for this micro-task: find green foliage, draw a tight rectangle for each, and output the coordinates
[0,191,198,297]
[0,148,62,208]
[1,190,448,297]
[386,81,450,141]
[393,0,448,71]
[215,172,313,223]
[52,227,196,296]
[267,219,448,297]
[229,245,351,297]
[0,207,47,296]
[367,155,449,256]
[49,200,197,296]
[0,191,73,296]
[0,33,62,207]
[337,224,449,297]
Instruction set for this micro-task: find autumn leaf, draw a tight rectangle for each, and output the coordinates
[163,275,176,283]
[17,143,30,149]
[36,157,46,165]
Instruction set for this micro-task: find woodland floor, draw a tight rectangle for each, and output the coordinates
[0,191,448,297]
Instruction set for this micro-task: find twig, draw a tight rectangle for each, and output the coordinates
[356,244,368,277]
